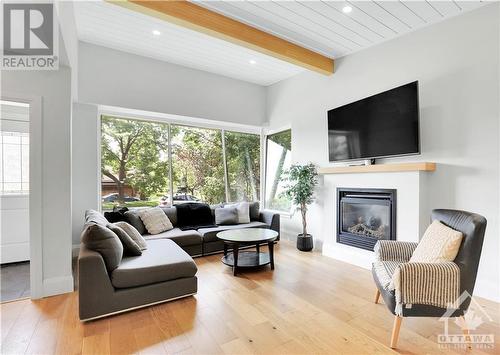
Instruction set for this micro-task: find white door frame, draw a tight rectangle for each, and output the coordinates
[2,92,43,299]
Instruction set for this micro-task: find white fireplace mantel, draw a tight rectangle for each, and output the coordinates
[321,170,431,269]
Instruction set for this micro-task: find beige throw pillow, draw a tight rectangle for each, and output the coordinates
[114,221,148,250]
[410,220,463,263]
[139,207,174,235]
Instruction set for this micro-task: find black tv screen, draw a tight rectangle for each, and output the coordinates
[328,81,420,162]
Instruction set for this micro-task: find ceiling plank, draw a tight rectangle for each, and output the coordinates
[107,0,334,75]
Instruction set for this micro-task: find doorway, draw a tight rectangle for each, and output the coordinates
[0,100,30,302]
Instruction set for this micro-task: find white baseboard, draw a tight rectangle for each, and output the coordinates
[42,275,74,298]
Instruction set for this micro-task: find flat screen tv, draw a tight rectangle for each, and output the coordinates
[328,81,420,162]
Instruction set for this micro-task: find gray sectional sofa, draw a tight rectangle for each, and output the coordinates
[78,202,279,321]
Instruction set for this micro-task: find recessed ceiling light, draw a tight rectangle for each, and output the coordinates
[152,30,161,36]
[342,5,352,14]
[249,59,257,65]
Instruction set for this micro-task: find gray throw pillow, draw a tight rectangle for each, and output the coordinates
[108,224,142,256]
[85,209,109,226]
[215,207,238,225]
[124,210,146,235]
[81,224,123,272]
[114,221,148,250]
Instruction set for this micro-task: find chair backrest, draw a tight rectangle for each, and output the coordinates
[431,209,487,309]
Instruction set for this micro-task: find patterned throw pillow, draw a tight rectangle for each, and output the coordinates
[114,221,148,250]
[410,220,463,263]
[138,207,174,235]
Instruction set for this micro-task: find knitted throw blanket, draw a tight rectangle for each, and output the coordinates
[391,261,460,315]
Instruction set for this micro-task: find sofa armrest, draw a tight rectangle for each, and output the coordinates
[78,245,115,319]
[374,240,418,262]
[392,261,460,315]
[259,210,280,240]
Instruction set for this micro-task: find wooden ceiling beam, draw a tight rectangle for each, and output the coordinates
[108,0,334,75]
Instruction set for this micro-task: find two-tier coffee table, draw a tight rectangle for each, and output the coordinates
[216,228,278,276]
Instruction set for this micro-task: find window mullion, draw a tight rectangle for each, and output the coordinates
[221,129,229,203]
[168,124,174,207]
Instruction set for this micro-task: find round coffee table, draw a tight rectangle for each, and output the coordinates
[216,228,278,276]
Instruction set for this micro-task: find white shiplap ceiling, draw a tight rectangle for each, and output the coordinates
[73,1,304,86]
[74,1,487,86]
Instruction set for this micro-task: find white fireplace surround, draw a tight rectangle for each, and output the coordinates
[321,171,430,269]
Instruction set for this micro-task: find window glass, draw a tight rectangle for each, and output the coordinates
[0,132,29,194]
[224,131,260,202]
[101,116,169,211]
[171,125,225,205]
[265,129,292,212]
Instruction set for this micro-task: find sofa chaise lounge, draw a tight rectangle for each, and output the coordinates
[78,202,280,321]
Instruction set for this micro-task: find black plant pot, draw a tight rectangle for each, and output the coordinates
[297,234,313,252]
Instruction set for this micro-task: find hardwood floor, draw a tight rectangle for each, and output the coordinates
[1,241,499,354]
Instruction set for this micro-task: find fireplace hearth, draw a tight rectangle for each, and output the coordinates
[337,188,396,251]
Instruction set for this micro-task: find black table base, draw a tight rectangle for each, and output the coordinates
[222,241,275,276]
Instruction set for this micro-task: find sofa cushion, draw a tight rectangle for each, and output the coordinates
[81,224,123,272]
[124,210,147,235]
[215,207,238,225]
[111,239,197,289]
[143,228,202,247]
[160,207,177,226]
[85,209,109,226]
[108,223,142,256]
[198,222,268,243]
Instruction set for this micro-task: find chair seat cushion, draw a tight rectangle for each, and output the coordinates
[198,222,268,243]
[372,260,402,291]
[111,239,197,289]
[143,228,202,247]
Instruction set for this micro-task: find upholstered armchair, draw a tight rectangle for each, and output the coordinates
[372,209,487,348]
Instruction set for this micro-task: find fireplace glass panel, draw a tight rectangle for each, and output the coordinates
[342,202,390,240]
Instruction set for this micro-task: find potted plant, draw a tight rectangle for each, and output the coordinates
[282,163,318,251]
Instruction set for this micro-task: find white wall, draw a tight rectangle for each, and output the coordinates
[266,5,500,302]
[2,68,74,297]
[78,42,267,125]
[71,103,99,246]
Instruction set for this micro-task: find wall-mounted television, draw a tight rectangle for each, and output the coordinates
[328,81,420,162]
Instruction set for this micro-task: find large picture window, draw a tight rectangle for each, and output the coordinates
[100,116,261,210]
[264,129,292,212]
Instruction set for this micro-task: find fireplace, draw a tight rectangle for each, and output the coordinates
[337,188,396,251]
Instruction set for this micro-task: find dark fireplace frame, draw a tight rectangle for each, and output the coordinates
[337,188,397,251]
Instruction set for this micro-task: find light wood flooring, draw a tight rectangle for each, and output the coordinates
[1,241,499,354]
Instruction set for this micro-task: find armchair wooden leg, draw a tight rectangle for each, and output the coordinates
[390,316,402,349]
[459,316,472,350]
[374,289,381,304]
